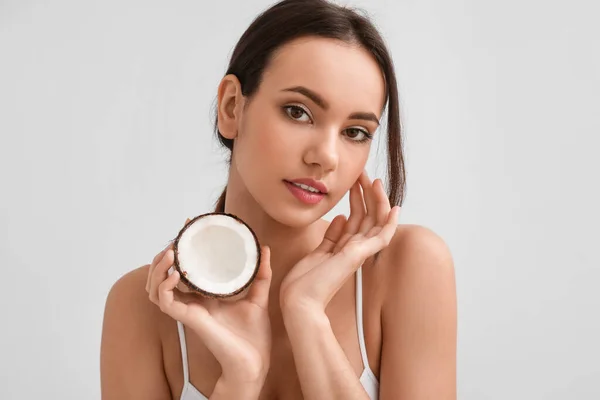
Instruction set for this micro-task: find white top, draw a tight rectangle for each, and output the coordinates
[176,266,379,399]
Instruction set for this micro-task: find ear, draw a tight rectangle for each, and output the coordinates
[217,74,245,140]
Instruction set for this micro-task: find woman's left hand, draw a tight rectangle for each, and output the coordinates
[280,170,401,313]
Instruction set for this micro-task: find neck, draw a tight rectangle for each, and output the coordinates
[221,164,329,300]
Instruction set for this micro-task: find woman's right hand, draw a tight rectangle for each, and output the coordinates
[146,222,273,385]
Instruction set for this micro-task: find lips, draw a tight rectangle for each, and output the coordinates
[286,178,329,194]
[283,180,326,205]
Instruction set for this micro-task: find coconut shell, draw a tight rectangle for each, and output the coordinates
[170,212,262,299]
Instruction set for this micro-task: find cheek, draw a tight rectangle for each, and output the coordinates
[245,113,300,162]
[335,146,370,193]
[340,144,369,173]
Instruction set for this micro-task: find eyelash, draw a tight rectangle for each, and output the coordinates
[282,105,373,143]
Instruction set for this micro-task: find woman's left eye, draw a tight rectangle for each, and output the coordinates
[283,105,311,122]
[345,127,373,143]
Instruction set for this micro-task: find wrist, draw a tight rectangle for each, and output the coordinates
[210,376,265,400]
[282,305,330,332]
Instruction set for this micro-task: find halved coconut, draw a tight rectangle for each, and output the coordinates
[171,212,261,298]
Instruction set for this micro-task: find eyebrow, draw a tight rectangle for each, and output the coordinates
[281,86,380,126]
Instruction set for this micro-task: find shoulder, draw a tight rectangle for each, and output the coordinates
[379,223,456,319]
[102,264,171,340]
[104,265,157,321]
[392,223,452,255]
[384,223,454,277]
[102,264,163,350]
[376,224,457,397]
[101,265,173,398]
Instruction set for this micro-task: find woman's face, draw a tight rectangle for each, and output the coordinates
[231,36,386,227]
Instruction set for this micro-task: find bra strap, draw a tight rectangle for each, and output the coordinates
[355,266,370,370]
[176,321,190,382]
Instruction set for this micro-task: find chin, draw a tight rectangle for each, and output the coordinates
[261,197,330,229]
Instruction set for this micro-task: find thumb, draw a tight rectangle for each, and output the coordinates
[246,245,272,309]
[173,217,193,293]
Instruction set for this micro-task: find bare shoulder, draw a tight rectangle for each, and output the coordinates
[105,265,151,310]
[382,223,454,280]
[100,265,172,399]
[377,224,457,398]
[103,265,164,330]
[393,223,452,254]
[380,223,456,307]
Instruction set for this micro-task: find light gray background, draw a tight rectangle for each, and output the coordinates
[1,0,598,399]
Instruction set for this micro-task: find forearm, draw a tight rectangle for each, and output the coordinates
[283,308,370,400]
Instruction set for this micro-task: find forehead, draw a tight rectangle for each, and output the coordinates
[260,36,386,115]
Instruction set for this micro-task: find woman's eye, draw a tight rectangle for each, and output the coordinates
[345,127,372,142]
[284,105,311,122]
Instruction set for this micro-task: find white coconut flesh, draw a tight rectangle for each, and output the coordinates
[176,214,259,296]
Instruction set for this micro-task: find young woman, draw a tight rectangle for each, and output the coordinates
[100,0,457,399]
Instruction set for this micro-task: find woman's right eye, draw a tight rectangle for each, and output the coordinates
[283,105,311,123]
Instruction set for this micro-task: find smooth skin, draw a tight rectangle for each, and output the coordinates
[101,36,457,399]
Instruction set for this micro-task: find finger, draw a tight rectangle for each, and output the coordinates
[147,217,189,293]
[304,214,395,305]
[358,173,378,235]
[149,249,174,304]
[246,246,272,309]
[347,178,366,233]
[146,245,171,293]
[367,204,400,238]
[374,179,391,227]
[333,181,364,253]
[157,270,191,321]
[175,280,193,293]
[146,218,190,292]
[339,207,399,264]
[361,206,400,253]
[314,215,347,254]
[301,250,362,307]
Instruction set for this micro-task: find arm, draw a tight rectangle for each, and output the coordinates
[379,225,457,399]
[276,173,399,399]
[282,308,370,400]
[210,378,264,400]
[142,243,273,400]
[100,266,173,400]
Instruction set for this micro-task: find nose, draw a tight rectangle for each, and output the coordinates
[303,127,339,174]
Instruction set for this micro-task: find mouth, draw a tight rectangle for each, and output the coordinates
[284,180,325,194]
[283,180,327,205]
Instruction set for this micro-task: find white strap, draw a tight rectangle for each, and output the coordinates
[355,266,370,370]
[176,321,190,382]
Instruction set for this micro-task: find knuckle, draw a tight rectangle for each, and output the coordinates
[157,294,167,311]
[157,281,166,294]
[159,300,168,313]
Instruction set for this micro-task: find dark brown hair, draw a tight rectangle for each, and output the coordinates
[213,0,405,213]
